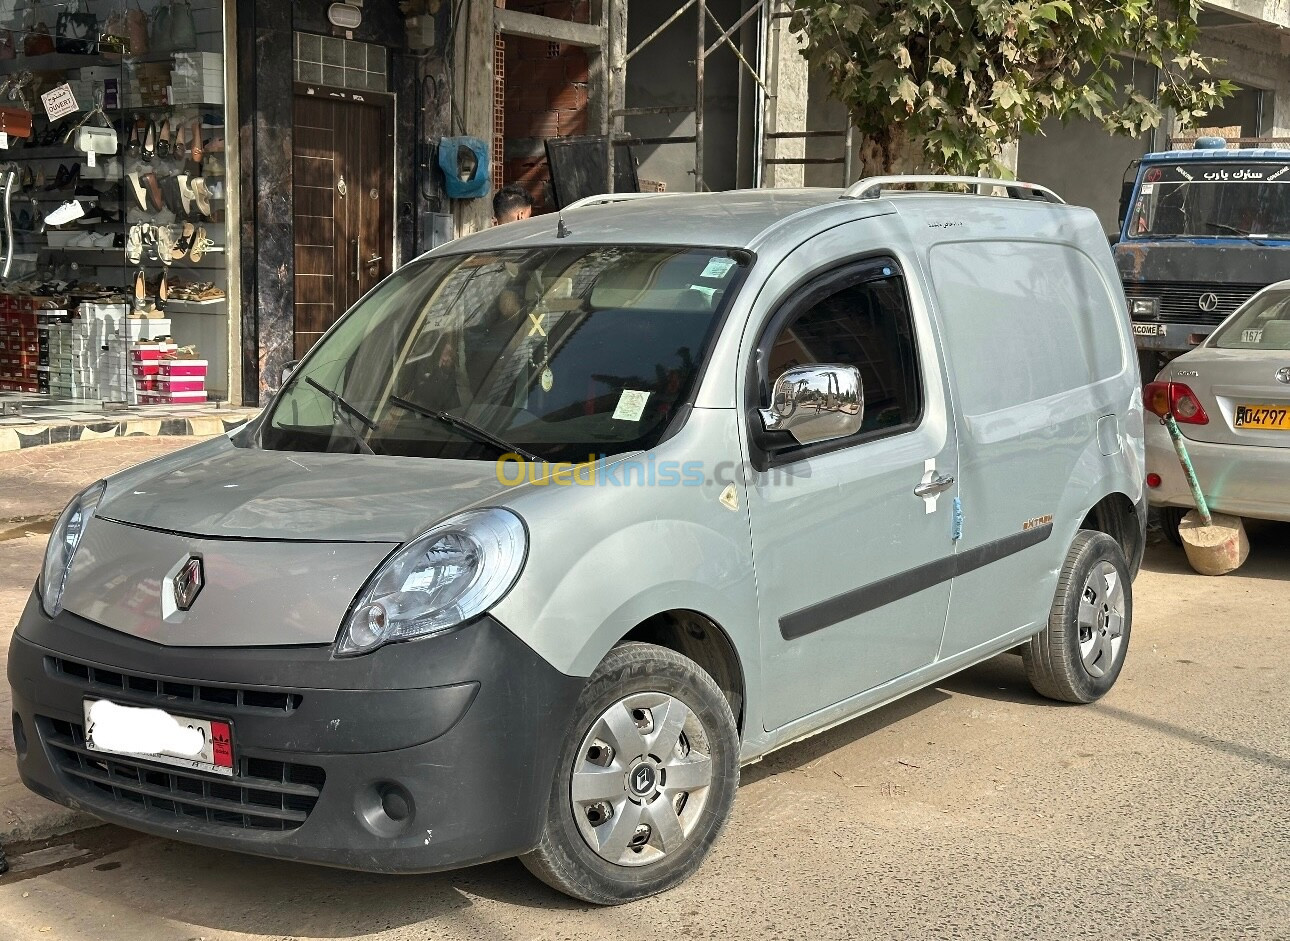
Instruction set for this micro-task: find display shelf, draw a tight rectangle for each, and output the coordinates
[0,53,109,74]
[0,147,84,162]
[165,297,227,312]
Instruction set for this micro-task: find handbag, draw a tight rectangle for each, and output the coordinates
[23,20,55,57]
[126,5,149,57]
[100,7,129,58]
[0,107,33,139]
[150,2,171,53]
[56,0,98,55]
[168,1,197,50]
[75,125,118,154]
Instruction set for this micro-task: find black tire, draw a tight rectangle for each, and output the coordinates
[1023,531,1133,704]
[520,642,739,905]
[1161,507,1186,547]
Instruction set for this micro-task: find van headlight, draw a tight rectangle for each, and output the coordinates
[336,508,527,656]
[40,480,106,618]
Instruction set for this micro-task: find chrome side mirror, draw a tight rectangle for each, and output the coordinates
[280,360,300,388]
[759,364,864,446]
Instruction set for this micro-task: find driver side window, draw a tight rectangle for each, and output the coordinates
[766,271,923,440]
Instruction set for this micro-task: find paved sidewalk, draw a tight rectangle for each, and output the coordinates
[1,436,212,843]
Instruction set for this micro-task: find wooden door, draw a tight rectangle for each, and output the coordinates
[292,92,394,358]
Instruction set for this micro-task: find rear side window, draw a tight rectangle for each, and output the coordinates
[1211,289,1290,350]
[765,272,922,439]
[929,241,1124,416]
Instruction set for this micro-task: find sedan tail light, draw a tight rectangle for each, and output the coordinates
[1144,381,1209,425]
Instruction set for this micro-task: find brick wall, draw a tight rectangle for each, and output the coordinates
[500,0,592,212]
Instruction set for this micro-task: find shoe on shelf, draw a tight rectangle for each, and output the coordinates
[189,226,214,262]
[156,224,177,267]
[190,178,213,217]
[141,120,157,162]
[176,174,195,216]
[127,172,150,212]
[132,267,153,314]
[45,200,86,227]
[125,224,144,264]
[143,172,164,212]
[173,221,195,259]
[157,118,172,158]
[92,232,119,248]
[65,230,96,248]
[161,174,185,218]
[156,270,170,311]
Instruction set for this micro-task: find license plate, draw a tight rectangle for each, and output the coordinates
[84,699,234,776]
[1233,404,1290,430]
[1132,323,1161,337]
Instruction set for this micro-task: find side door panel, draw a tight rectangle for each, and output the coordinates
[739,223,961,733]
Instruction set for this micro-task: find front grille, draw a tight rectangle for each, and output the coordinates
[40,717,325,831]
[1123,280,1263,326]
[47,656,303,714]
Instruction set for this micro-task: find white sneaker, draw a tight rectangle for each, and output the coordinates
[45,200,86,227]
[65,230,95,247]
[90,232,117,248]
[125,223,143,264]
[177,175,195,216]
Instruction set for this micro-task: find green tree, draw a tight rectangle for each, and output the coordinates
[787,0,1236,176]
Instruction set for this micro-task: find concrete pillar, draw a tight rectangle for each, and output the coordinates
[764,10,808,188]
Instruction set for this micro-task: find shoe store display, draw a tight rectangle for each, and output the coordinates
[1,12,232,407]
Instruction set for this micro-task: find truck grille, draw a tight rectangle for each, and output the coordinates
[46,656,303,714]
[39,717,325,832]
[1123,281,1263,326]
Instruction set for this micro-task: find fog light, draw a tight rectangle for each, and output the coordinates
[12,712,27,761]
[1146,473,1162,489]
[356,781,416,837]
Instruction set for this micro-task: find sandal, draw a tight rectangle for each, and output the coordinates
[189,226,214,262]
[173,222,195,259]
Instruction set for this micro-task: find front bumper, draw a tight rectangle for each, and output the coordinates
[1145,419,1290,523]
[7,593,584,873]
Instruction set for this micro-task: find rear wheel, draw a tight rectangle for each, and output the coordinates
[1161,507,1186,547]
[1024,531,1132,703]
[521,642,739,905]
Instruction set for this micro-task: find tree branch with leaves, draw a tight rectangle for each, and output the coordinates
[787,0,1236,175]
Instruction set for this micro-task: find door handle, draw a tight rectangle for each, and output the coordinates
[354,238,360,283]
[914,474,955,498]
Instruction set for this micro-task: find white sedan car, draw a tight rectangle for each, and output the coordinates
[1145,279,1290,540]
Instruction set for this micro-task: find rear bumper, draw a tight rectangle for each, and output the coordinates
[7,593,584,873]
[1132,320,1213,352]
[1144,419,1290,523]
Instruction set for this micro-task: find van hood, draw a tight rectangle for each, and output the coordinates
[98,436,519,543]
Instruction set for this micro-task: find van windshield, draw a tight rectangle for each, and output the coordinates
[1210,289,1290,350]
[262,246,745,462]
[1125,161,1290,239]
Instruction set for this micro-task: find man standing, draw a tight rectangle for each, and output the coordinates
[493,184,534,225]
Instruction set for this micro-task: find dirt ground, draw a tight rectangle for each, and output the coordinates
[0,438,1286,940]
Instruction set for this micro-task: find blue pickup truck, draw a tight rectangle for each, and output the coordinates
[1115,140,1290,373]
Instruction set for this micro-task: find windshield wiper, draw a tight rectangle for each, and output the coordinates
[388,395,542,462]
[1203,220,1252,237]
[305,376,377,455]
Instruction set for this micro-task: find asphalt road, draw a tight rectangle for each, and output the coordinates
[0,442,1286,940]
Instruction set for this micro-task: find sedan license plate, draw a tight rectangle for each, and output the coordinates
[1233,404,1290,431]
[1132,323,1161,337]
[84,699,234,776]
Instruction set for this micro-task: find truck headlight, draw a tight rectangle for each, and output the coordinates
[1130,297,1158,318]
[40,480,106,618]
[336,508,527,656]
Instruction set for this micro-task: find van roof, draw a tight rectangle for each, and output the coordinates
[442,187,1081,255]
[1139,148,1290,162]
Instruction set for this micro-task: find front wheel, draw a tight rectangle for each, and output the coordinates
[1023,531,1133,703]
[520,642,739,904]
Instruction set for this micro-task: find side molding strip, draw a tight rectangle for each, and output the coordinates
[779,523,1054,641]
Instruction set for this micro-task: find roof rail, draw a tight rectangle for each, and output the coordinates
[842,175,1065,204]
[562,192,663,211]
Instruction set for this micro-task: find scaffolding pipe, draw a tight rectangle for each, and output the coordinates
[695,0,705,191]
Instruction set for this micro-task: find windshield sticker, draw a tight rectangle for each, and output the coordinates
[700,257,736,279]
[1140,183,1154,195]
[612,389,650,421]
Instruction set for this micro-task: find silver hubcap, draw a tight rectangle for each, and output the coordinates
[1078,561,1125,678]
[571,691,713,867]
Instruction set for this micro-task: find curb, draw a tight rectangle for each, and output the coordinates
[0,413,255,453]
[0,806,98,846]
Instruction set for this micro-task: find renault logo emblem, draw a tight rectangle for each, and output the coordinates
[1277,367,1290,385]
[1197,293,1219,313]
[172,556,204,611]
